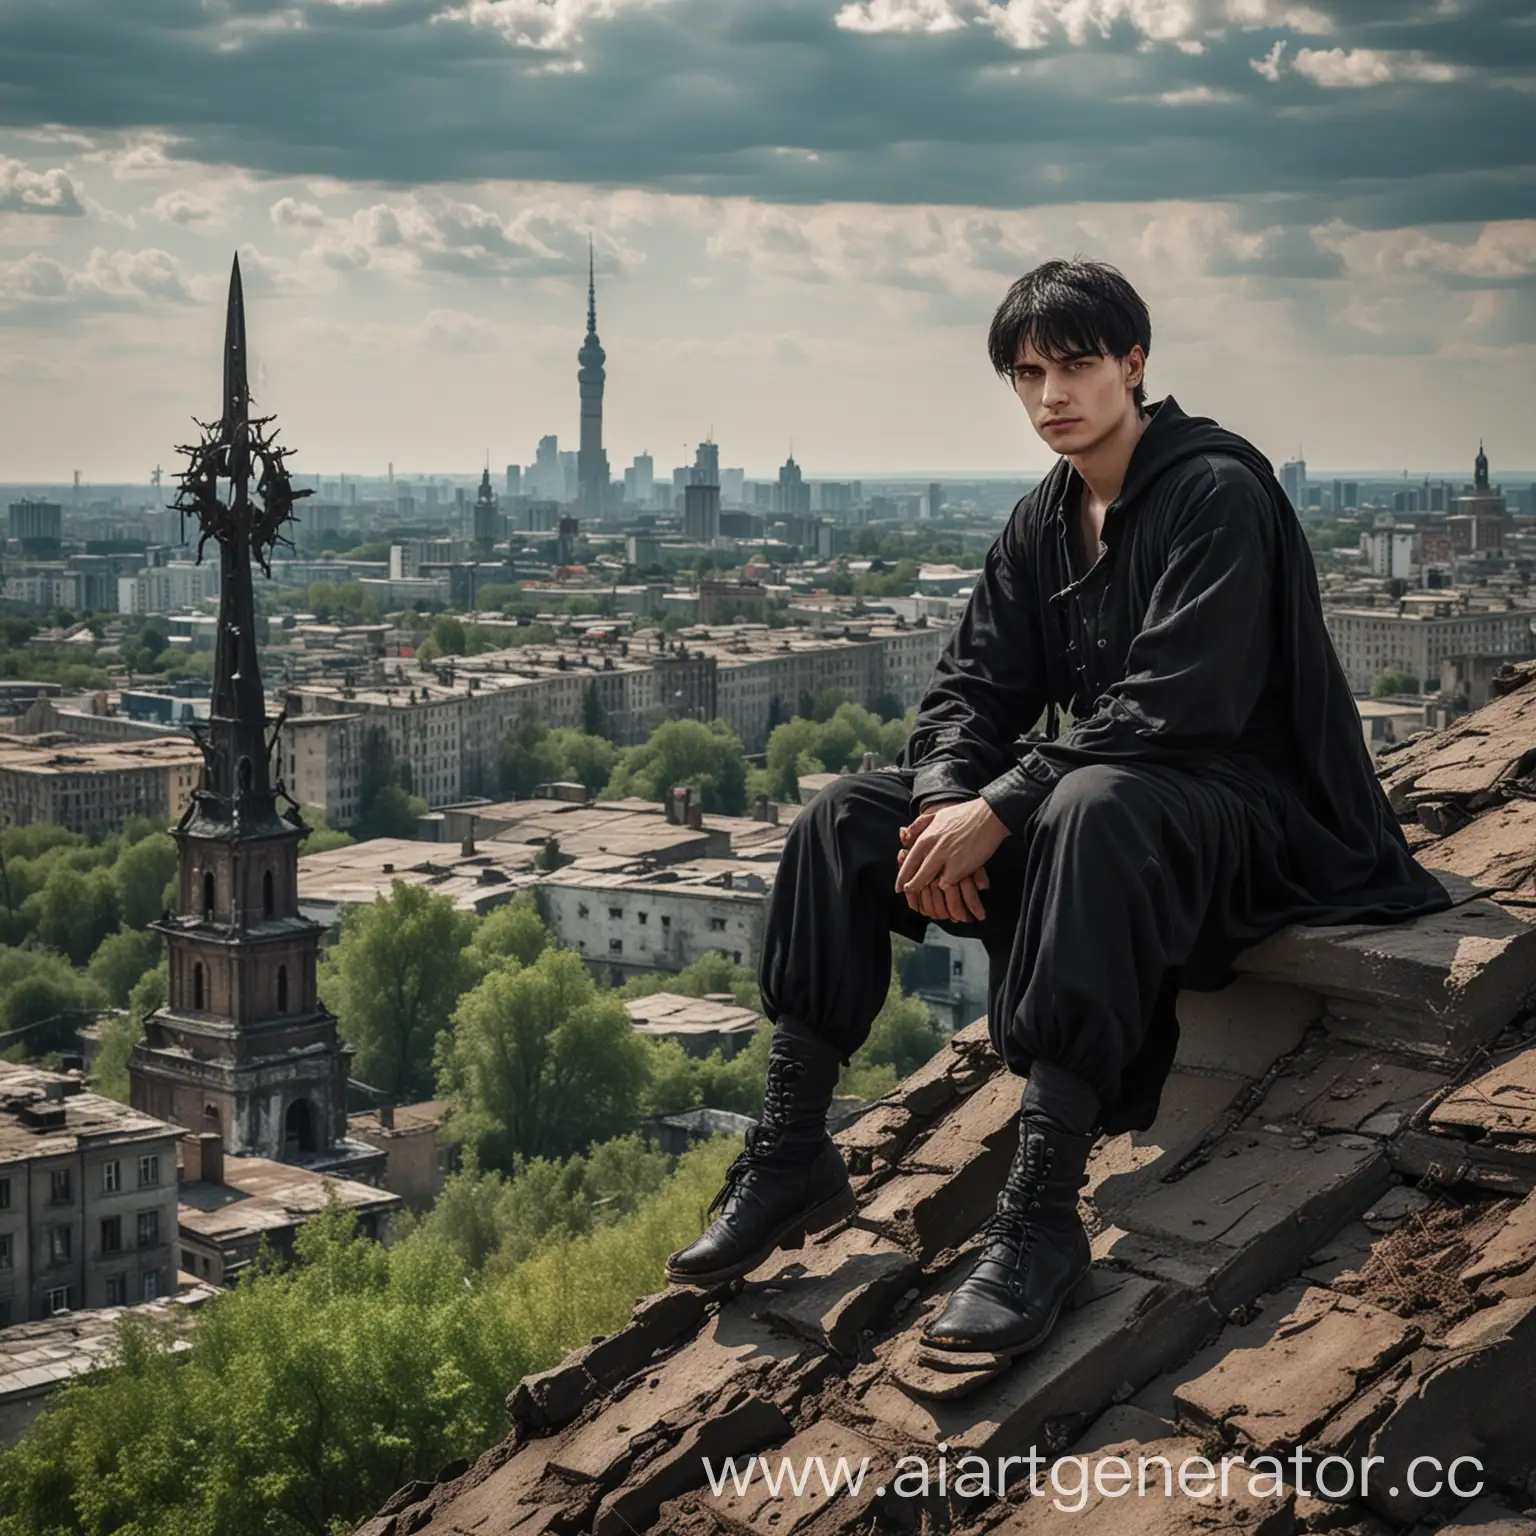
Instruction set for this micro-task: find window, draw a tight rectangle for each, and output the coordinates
[141,1271,160,1302]
[137,1211,160,1249]
[660,915,671,929]
[609,938,623,954]
[102,1159,121,1194]
[181,1248,196,1272]
[0,1233,10,1269]
[637,910,648,925]
[101,1215,122,1254]
[138,1154,160,1188]
[50,1226,71,1265]
[709,917,727,932]
[263,868,275,918]
[0,1176,8,1210]
[45,1286,70,1315]
[106,1274,127,1306]
[193,961,205,1010]
[50,1168,71,1204]
[608,906,623,920]
[577,902,589,919]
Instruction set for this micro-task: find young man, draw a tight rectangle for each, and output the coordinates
[665,258,1451,1361]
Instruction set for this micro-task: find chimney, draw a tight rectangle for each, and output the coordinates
[378,1104,395,1130]
[199,1130,223,1186]
[687,801,703,829]
[860,750,877,772]
[461,814,477,858]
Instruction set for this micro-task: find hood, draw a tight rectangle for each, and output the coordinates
[1119,395,1274,510]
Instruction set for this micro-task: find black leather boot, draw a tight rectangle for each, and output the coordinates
[922,1059,1100,1356]
[666,1022,855,1288]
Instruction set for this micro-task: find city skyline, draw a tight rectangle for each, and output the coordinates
[0,0,1529,481]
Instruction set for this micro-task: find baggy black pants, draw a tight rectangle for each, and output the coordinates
[757,760,1274,1136]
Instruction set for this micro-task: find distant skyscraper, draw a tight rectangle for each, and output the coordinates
[534,435,561,500]
[774,453,810,516]
[1280,458,1307,510]
[473,466,499,553]
[927,482,943,521]
[631,452,654,505]
[693,438,720,487]
[505,464,521,496]
[577,238,610,518]
[684,483,721,543]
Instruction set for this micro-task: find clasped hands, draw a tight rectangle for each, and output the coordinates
[894,795,1011,923]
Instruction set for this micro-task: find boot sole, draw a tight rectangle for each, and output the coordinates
[918,1260,1097,1362]
[666,1181,858,1289]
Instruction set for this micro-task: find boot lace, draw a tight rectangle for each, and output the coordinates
[979,1134,1053,1265]
[707,1054,805,1218]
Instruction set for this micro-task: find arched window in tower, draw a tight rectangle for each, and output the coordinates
[202,871,215,921]
[263,868,274,919]
[276,964,288,1013]
[193,962,205,1011]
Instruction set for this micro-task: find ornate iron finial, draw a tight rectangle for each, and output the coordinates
[168,254,310,835]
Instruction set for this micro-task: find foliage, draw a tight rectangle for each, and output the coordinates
[319,883,478,1102]
[602,718,748,816]
[437,947,649,1168]
[111,833,177,930]
[0,947,105,1046]
[753,700,913,803]
[466,893,550,976]
[1371,669,1421,697]
[497,712,616,800]
[297,806,354,855]
[354,727,428,839]
[86,929,163,1009]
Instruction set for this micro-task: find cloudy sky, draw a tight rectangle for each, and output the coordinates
[0,0,1531,482]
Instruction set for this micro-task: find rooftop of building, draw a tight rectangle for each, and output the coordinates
[347,1100,449,1139]
[623,993,762,1040]
[0,1064,181,1166]
[0,735,203,775]
[177,1152,401,1246]
[0,1283,219,1404]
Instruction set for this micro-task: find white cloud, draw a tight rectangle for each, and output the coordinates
[436,0,670,52]
[1291,47,1464,87]
[270,196,326,230]
[0,156,85,216]
[834,0,969,34]
[0,246,195,307]
[151,189,218,225]
[1157,84,1236,102]
[1249,38,1287,79]
[1321,219,1536,282]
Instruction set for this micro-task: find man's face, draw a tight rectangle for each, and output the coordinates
[1010,336,1144,456]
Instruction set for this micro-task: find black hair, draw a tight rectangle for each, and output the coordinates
[987,257,1152,413]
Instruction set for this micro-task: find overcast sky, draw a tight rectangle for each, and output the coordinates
[0,0,1531,482]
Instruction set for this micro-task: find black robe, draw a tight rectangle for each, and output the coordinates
[897,394,1452,993]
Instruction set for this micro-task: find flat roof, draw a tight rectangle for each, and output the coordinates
[0,1063,179,1166]
[625,993,763,1037]
[178,1153,400,1245]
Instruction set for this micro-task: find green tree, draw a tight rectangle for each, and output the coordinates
[431,614,467,656]
[353,727,428,838]
[1372,669,1420,697]
[437,947,649,1167]
[498,713,616,800]
[112,832,178,930]
[319,883,478,1102]
[29,866,121,966]
[87,928,163,1008]
[602,718,748,816]
[467,893,550,975]
[298,805,355,855]
[0,947,104,1044]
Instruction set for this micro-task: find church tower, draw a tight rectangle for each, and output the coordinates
[130,256,357,1166]
[576,237,610,518]
[1476,440,1490,492]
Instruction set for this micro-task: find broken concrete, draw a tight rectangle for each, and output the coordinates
[1172,1287,1423,1451]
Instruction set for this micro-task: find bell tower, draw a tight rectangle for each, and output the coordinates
[130,255,356,1165]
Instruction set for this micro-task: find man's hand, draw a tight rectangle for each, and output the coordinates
[895,797,1010,923]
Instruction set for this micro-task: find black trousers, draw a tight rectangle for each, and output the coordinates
[757,761,1275,1136]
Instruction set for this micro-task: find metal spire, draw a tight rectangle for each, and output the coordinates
[587,235,597,335]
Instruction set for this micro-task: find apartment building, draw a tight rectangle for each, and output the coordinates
[0,1065,181,1328]
[0,735,203,836]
